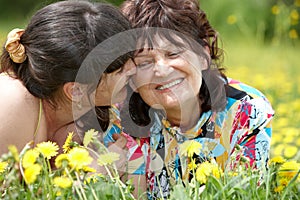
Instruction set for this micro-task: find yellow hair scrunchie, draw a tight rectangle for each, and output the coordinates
[5,28,27,63]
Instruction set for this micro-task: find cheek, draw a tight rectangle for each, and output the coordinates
[94,85,107,102]
[107,74,124,93]
[133,74,146,87]
[190,71,202,94]
[137,86,156,106]
[95,79,107,96]
[131,73,151,91]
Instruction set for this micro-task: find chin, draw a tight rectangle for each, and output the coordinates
[158,95,193,111]
[152,100,180,110]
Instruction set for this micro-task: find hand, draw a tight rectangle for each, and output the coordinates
[107,133,128,172]
[93,133,128,176]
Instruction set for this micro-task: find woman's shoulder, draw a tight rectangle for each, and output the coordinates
[226,78,267,100]
[225,78,273,108]
[0,74,38,112]
[1,73,31,98]
[223,78,274,129]
[0,74,42,154]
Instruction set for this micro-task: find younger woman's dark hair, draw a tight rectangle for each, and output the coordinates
[1,0,132,102]
[0,0,133,131]
[120,0,228,128]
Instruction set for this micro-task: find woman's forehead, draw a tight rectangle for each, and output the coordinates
[136,34,186,54]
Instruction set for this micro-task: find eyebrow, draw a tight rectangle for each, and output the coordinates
[134,53,150,58]
[135,44,179,58]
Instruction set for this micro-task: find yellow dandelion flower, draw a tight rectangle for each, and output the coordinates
[85,177,95,184]
[196,169,208,184]
[273,144,284,157]
[188,159,197,170]
[24,164,42,184]
[8,145,19,162]
[283,145,298,158]
[227,15,237,25]
[55,153,69,169]
[179,140,202,158]
[279,177,290,187]
[270,156,286,164]
[82,166,97,173]
[187,141,202,157]
[22,149,39,169]
[83,129,98,147]
[211,166,223,179]
[85,173,104,184]
[283,134,294,143]
[195,161,212,184]
[274,185,284,193]
[68,147,93,170]
[56,191,62,196]
[278,161,300,179]
[53,176,72,188]
[274,118,288,128]
[63,132,74,153]
[271,5,280,15]
[0,161,8,173]
[290,9,299,20]
[200,161,213,176]
[289,29,298,39]
[85,174,102,184]
[97,152,120,166]
[36,141,59,159]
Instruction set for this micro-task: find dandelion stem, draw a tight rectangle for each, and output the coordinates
[90,186,99,200]
[65,168,83,199]
[75,172,88,200]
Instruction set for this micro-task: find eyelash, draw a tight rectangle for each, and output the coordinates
[135,51,182,68]
[167,52,180,58]
[136,61,153,68]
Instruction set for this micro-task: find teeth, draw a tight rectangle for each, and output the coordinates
[157,79,183,90]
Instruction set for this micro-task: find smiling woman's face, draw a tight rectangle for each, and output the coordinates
[132,35,209,111]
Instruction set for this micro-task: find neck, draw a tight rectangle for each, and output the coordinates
[43,100,74,137]
[165,98,202,131]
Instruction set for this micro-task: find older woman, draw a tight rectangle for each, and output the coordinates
[112,0,275,199]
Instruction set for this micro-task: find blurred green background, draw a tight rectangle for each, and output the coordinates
[0,0,299,160]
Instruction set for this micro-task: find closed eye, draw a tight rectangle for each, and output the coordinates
[167,51,182,58]
[136,60,154,69]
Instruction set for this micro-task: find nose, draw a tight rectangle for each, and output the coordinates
[153,58,174,77]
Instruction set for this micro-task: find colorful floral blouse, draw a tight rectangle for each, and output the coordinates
[103,78,274,199]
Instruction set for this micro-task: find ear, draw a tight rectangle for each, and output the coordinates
[63,82,83,102]
[204,45,210,54]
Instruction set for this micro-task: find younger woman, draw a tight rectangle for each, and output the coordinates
[0,0,134,154]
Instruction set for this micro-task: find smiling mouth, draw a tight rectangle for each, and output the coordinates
[156,78,184,90]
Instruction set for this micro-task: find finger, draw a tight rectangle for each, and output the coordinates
[113,135,127,149]
[107,134,121,147]
[112,133,120,141]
